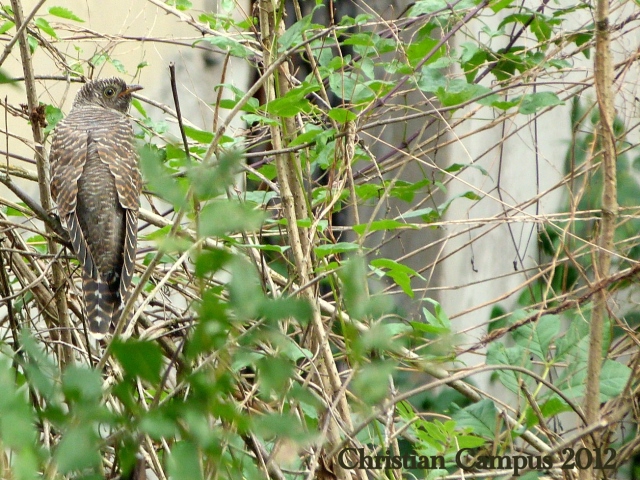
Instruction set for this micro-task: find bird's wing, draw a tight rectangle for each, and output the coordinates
[92,115,141,303]
[50,120,88,217]
[50,122,99,281]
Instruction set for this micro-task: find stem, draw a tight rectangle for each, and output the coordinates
[9,0,73,366]
[582,0,617,477]
[257,1,364,478]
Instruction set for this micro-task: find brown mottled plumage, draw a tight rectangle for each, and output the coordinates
[50,77,142,338]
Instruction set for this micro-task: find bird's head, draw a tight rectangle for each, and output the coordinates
[74,77,143,113]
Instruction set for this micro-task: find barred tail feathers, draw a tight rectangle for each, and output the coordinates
[82,275,121,338]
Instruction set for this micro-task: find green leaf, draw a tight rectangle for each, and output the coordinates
[198,200,265,237]
[353,219,418,236]
[140,410,177,439]
[406,35,443,68]
[435,80,493,107]
[183,125,214,144]
[490,0,515,12]
[62,366,102,402]
[410,0,448,15]
[26,35,37,54]
[44,104,63,134]
[252,413,311,441]
[13,448,39,480]
[241,113,280,126]
[451,399,497,439]
[228,256,262,319]
[511,313,559,360]
[6,204,26,216]
[540,396,572,418]
[351,360,397,404]
[263,82,319,118]
[422,298,451,332]
[110,58,126,73]
[417,66,447,93]
[194,248,232,277]
[198,36,252,58]
[188,151,244,200]
[279,14,313,51]
[139,144,189,210]
[518,91,564,114]
[173,0,192,10]
[370,258,423,297]
[35,18,57,38]
[257,356,294,394]
[327,107,357,123]
[55,425,101,473]
[314,242,360,258]
[599,360,631,399]
[48,6,84,22]
[354,322,410,355]
[131,98,147,118]
[329,72,376,104]
[0,356,36,450]
[112,339,163,383]
[0,21,14,34]
[258,297,313,324]
[486,342,533,393]
[555,316,588,360]
[167,441,203,480]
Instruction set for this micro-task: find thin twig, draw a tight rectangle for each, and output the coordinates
[168,62,191,163]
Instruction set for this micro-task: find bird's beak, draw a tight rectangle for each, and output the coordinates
[119,84,143,97]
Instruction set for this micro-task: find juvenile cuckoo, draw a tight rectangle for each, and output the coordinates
[50,77,143,338]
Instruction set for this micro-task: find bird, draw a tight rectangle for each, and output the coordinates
[50,77,143,338]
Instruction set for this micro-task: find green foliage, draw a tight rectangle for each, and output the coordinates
[48,6,84,22]
[1,0,630,478]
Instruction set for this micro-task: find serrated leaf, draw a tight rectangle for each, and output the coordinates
[48,6,84,22]
[599,360,631,399]
[486,342,533,393]
[511,314,559,360]
[451,399,497,439]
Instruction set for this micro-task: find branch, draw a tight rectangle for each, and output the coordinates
[9,0,73,365]
[582,0,617,477]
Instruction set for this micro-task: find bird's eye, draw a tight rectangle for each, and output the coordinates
[104,87,116,97]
